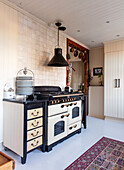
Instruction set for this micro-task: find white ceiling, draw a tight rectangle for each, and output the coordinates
[8,0,124,48]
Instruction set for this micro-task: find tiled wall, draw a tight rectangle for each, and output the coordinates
[17,12,66,89]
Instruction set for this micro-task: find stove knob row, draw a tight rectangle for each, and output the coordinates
[50,97,77,105]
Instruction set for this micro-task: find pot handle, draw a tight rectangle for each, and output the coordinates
[17,67,34,78]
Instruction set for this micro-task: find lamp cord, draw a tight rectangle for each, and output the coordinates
[58,27,59,47]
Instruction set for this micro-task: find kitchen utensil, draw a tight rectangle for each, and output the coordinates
[79,52,83,59]
[3,83,14,98]
[70,47,74,52]
[16,67,34,95]
[74,49,78,57]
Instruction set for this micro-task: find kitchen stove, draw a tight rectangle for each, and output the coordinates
[27,86,84,105]
[27,86,86,151]
[3,86,87,164]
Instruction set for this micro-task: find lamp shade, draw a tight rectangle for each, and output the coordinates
[48,48,69,67]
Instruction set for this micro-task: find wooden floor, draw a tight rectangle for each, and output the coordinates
[2,116,124,170]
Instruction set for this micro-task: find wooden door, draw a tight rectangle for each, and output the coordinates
[118,51,124,118]
[104,52,118,118]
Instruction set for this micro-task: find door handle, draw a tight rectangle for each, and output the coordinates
[118,79,120,88]
[115,79,117,88]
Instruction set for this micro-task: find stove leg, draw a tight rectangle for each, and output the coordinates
[21,155,27,164]
[46,145,52,152]
[77,129,81,134]
[4,147,9,151]
[40,146,45,152]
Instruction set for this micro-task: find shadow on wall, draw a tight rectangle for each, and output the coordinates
[39,51,51,66]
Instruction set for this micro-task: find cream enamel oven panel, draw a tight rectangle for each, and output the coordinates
[68,101,82,125]
[68,121,81,135]
[48,103,68,116]
[27,127,43,141]
[47,112,68,145]
[27,136,42,152]
[27,117,43,130]
[3,102,24,157]
[27,108,43,120]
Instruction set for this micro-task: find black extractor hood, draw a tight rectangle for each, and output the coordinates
[48,22,69,67]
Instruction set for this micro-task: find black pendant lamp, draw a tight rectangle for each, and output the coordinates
[48,22,69,67]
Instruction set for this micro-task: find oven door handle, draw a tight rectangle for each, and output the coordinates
[61,113,70,118]
[69,124,77,130]
[61,105,64,108]
[61,104,69,108]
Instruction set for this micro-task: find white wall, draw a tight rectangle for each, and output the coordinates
[0,2,88,150]
[17,12,66,88]
[0,2,18,149]
[89,47,104,86]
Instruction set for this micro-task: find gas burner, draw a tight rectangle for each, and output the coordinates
[27,86,84,105]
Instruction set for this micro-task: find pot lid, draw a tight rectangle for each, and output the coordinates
[16,76,33,80]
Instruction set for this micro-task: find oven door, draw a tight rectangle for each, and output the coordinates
[68,100,82,125]
[47,112,68,145]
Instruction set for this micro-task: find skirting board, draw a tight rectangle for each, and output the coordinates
[88,115,104,119]
[0,142,3,151]
[105,116,124,123]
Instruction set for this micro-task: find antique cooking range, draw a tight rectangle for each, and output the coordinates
[3,86,87,164]
[32,86,86,151]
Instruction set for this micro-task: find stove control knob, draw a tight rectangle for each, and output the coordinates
[61,105,64,108]
[55,100,57,104]
[57,100,60,103]
[51,100,54,104]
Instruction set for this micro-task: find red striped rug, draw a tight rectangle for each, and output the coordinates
[65,137,124,170]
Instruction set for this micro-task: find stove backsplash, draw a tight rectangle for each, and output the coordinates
[17,13,66,90]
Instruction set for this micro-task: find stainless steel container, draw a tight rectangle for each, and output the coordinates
[16,68,34,95]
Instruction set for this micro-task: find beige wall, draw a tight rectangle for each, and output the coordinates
[89,47,104,86]
[104,38,124,52]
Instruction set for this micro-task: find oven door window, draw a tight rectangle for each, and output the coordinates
[68,100,82,125]
[47,113,67,145]
[54,121,64,136]
[72,107,79,118]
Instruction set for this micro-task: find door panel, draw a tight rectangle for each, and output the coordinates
[118,51,124,118]
[47,113,67,145]
[104,52,118,117]
[68,100,81,125]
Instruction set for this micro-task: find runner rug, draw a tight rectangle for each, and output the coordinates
[65,137,124,170]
